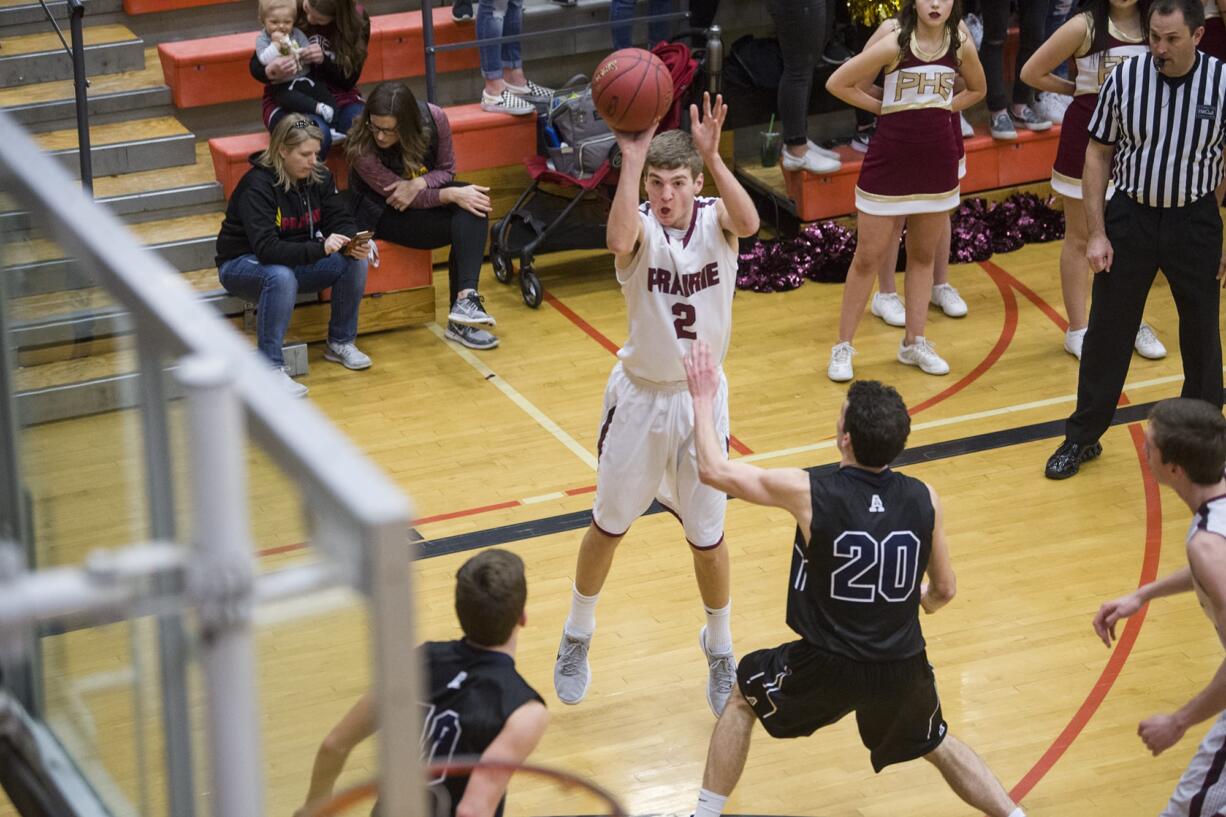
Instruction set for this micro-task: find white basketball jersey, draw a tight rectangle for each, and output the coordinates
[615,197,739,383]
[1190,496,1226,647]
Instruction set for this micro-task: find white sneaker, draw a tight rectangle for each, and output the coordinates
[1064,327,1087,359]
[323,340,372,370]
[828,342,855,382]
[1035,92,1071,126]
[871,292,907,327]
[698,626,736,718]
[806,139,841,162]
[898,336,950,375]
[553,629,592,705]
[273,366,309,398]
[781,147,841,174]
[959,112,974,138]
[481,89,535,116]
[504,79,553,102]
[930,283,968,317]
[1134,322,1167,359]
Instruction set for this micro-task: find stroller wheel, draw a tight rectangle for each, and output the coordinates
[492,253,514,284]
[521,267,543,309]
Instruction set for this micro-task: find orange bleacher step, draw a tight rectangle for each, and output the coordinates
[320,241,434,301]
[208,103,538,198]
[157,7,480,109]
[781,124,1061,222]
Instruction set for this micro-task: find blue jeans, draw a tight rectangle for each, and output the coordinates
[477,0,524,80]
[610,0,673,50]
[1044,0,1077,80]
[218,252,367,367]
[268,100,364,155]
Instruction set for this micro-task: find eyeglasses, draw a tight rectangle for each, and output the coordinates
[369,122,400,137]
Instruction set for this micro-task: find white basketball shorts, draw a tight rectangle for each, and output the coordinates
[1162,710,1226,817]
[590,362,729,549]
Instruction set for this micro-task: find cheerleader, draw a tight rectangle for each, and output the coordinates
[1020,0,1167,360]
[825,0,985,382]
[1201,0,1226,59]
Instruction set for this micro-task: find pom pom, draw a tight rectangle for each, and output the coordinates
[849,0,903,26]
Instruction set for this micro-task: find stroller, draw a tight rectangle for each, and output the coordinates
[489,39,702,308]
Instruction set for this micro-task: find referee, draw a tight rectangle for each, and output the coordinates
[1045,0,1226,480]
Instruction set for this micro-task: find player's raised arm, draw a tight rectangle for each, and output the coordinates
[684,341,809,523]
[295,691,377,817]
[455,701,550,817]
[1137,531,1226,756]
[607,124,655,265]
[920,485,956,614]
[690,93,759,239]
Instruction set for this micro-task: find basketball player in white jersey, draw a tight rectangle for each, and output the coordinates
[553,92,760,716]
[1093,398,1226,816]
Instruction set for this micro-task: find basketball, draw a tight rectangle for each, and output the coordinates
[591,48,673,133]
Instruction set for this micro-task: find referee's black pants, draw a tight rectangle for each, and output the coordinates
[1065,193,1224,445]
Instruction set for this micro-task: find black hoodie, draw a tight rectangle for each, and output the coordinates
[215,154,358,268]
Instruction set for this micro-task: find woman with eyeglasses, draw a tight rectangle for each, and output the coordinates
[250,0,371,156]
[346,81,500,350]
[215,114,372,398]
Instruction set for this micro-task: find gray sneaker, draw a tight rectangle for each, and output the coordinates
[448,291,496,327]
[445,321,499,350]
[989,109,1017,141]
[699,626,736,718]
[554,630,592,705]
[1011,103,1052,132]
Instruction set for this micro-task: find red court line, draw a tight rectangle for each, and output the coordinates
[416,499,522,525]
[565,485,598,496]
[542,288,754,455]
[991,264,1071,333]
[908,262,1019,416]
[1006,422,1163,804]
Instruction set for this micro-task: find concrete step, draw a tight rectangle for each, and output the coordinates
[0,24,145,88]
[0,0,124,35]
[35,115,197,178]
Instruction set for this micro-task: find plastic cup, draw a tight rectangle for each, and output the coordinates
[760,131,783,168]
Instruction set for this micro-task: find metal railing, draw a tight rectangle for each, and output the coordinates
[36,0,92,195]
[0,108,422,817]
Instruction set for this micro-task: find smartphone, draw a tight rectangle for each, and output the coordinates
[352,230,374,242]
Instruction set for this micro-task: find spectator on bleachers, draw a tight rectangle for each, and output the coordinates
[769,0,842,174]
[610,0,673,49]
[255,0,338,133]
[249,0,371,155]
[478,0,554,115]
[216,115,372,398]
[980,0,1053,139]
[346,81,500,351]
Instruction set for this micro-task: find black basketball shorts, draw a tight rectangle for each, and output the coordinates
[736,639,947,772]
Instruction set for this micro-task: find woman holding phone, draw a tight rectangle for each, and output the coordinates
[215,114,371,398]
[346,81,500,350]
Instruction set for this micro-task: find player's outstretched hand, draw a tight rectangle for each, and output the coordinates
[684,339,719,402]
[690,92,727,160]
[1092,591,1144,647]
[1138,713,1186,756]
[612,121,659,165]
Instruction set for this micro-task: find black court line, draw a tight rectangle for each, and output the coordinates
[414,399,1161,560]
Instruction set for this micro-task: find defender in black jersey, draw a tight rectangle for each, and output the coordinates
[681,341,1023,817]
[294,550,549,817]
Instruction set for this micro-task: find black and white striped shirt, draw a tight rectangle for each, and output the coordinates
[1089,52,1226,207]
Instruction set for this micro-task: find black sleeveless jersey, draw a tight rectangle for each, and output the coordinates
[786,466,935,662]
[418,640,543,817]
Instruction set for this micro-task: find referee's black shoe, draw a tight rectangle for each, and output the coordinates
[1045,440,1103,480]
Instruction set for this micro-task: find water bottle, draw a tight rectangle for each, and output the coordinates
[706,24,723,96]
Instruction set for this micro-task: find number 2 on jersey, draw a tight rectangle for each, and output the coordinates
[830,531,920,603]
[671,302,697,340]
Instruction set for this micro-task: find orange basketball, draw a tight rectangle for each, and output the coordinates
[591,48,673,133]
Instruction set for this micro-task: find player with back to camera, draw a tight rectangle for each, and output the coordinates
[293,549,548,817]
[1092,399,1226,815]
[553,93,760,717]
[682,340,1024,817]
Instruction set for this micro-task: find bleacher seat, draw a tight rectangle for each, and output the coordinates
[319,241,434,302]
[157,8,480,109]
[208,103,537,198]
[125,0,240,12]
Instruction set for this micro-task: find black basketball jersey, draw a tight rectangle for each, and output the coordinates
[786,466,935,662]
[418,640,544,817]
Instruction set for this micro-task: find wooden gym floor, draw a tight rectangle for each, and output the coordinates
[12,224,1226,817]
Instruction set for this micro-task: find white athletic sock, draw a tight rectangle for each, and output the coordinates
[565,584,598,636]
[695,787,727,817]
[1007,808,1026,817]
[703,602,732,655]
